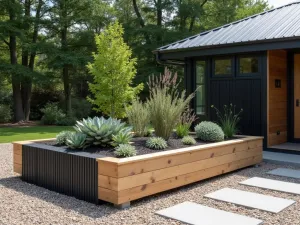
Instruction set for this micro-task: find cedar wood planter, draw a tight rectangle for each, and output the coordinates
[13,136,263,207]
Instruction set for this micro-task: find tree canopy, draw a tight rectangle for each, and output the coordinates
[0,0,270,121]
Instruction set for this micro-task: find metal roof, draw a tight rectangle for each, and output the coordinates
[157,1,300,53]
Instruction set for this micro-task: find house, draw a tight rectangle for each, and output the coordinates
[154,2,300,150]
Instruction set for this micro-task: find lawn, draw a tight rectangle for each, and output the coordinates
[0,126,73,143]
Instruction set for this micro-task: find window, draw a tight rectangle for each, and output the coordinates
[196,61,206,115]
[214,58,232,76]
[239,57,259,74]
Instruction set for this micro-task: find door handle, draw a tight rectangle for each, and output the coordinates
[297,99,300,107]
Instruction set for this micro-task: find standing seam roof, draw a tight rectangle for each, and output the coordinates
[157,1,300,52]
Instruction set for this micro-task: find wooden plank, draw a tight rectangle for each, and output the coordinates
[97,159,119,177]
[13,163,22,174]
[267,49,288,147]
[98,139,262,178]
[98,187,118,204]
[294,54,300,138]
[111,155,262,204]
[14,154,22,165]
[13,143,22,155]
[98,147,262,191]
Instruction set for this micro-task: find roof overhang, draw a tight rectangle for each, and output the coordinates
[154,37,300,61]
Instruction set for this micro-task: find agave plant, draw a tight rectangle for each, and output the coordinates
[112,127,133,146]
[66,133,87,149]
[74,117,132,147]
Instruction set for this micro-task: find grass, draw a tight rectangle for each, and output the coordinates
[0,126,74,143]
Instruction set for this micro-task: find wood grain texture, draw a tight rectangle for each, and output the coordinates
[267,50,288,146]
[13,143,23,174]
[97,137,263,204]
[294,54,300,138]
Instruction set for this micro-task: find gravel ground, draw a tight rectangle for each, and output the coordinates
[1,143,300,225]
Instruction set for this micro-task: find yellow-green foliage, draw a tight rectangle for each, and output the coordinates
[87,21,143,118]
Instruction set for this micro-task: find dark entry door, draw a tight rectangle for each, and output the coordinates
[294,54,300,139]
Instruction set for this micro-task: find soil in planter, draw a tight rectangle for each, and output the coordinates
[43,134,241,158]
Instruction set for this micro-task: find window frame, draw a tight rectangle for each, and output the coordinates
[237,55,261,77]
[195,60,207,116]
[212,57,234,77]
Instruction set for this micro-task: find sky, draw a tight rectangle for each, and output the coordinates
[268,0,298,7]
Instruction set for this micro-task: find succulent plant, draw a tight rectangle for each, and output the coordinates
[74,117,131,147]
[182,136,196,145]
[146,137,168,150]
[112,127,133,146]
[195,121,224,142]
[66,133,87,149]
[114,144,137,158]
[56,131,74,145]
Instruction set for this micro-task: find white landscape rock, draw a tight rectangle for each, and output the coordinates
[156,201,263,225]
[240,177,300,195]
[205,188,295,213]
[267,168,300,179]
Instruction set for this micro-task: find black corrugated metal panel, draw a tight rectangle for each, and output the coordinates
[157,2,300,53]
[22,144,98,204]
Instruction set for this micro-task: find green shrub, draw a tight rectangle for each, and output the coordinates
[56,131,74,145]
[56,116,77,126]
[146,137,168,150]
[195,121,225,142]
[147,68,195,140]
[126,98,150,137]
[114,144,137,158]
[182,136,196,145]
[74,116,131,147]
[66,132,87,149]
[40,103,65,125]
[211,104,243,138]
[0,104,12,123]
[176,124,190,138]
[112,127,133,146]
[176,107,197,138]
[71,98,92,120]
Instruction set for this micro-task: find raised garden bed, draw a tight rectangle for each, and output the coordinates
[13,136,263,207]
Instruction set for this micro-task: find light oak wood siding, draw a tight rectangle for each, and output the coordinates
[267,50,288,146]
[294,54,300,138]
[13,143,22,174]
[97,137,263,204]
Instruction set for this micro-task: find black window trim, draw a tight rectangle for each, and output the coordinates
[237,54,262,77]
[212,57,234,77]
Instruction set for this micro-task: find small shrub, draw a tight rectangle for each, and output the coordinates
[71,98,92,120]
[112,127,133,146]
[211,104,243,138]
[56,131,74,145]
[146,137,168,150]
[40,103,65,125]
[126,98,150,137]
[0,104,12,123]
[176,124,190,138]
[66,132,87,149]
[114,144,137,158]
[182,136,196,145]
[56,116,77,126]
[195,121,225,142]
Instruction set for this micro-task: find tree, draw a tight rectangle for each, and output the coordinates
[87,21,143,118]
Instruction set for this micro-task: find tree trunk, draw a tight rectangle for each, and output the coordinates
[132,0,151,45]
[189,16,195,32]
[21,0,31,121]
[9,0,24,122]
[61,25,72,116]
[156,0,162,43]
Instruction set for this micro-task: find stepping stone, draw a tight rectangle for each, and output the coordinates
[205,188,295,213]
[156,202,263,225]
[240,177,300,195]
[263,152,300,166]
[267,168,300,179]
